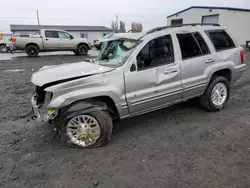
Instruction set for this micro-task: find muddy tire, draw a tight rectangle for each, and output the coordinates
[59,110,113,148]
[76,44,88,56]
[0,44,7,53]
[25,44,39,57]
[200,76,230,112]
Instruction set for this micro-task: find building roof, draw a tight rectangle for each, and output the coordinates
[10,24,112,32]
[167,6,250,18]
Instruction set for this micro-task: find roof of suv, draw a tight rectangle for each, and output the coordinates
[109,24,224,41]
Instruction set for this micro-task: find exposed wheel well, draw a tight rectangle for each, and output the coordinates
[0,43,6,46]
[77,43,88,50]
[25,43,40,50]
[90,96,120,120]
[211,69,232,82]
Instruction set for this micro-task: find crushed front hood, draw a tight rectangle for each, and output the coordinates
[31,61,114,87]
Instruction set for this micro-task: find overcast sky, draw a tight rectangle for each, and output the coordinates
[1,0,249,32]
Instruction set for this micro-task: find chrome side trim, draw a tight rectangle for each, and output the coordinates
[131,89,182,107]
[121,103,128,109]
[122,99,183,119]
[184,82,207,92]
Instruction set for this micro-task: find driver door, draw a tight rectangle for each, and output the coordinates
[58,31,75,50]
[124,34,182,114]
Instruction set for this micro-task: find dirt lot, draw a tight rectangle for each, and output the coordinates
[0,51,250,188]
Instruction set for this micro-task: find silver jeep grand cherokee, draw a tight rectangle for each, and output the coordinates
[31,24,246,148]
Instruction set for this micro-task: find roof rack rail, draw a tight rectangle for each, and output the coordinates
[146,23,220,35]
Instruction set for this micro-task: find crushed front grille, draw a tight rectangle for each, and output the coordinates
[36,86,46,105]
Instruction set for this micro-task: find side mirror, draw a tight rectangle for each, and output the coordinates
[70,35,74,39]
[130,64,136,72]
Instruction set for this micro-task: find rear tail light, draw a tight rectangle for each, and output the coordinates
[240,50,245,64]
[12,37,16,44]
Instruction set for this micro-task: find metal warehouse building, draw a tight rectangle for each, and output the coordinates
[10,25,112,44]
[167,6,250,45]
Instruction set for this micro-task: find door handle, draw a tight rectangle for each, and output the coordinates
[206,58,215,63]
[45,38,48,41]
[164,69,178,74]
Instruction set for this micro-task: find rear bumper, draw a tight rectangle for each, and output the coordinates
[13,45,23,50]
[88,44,92,50]
[94,44,101,48]
[232,64,246,83]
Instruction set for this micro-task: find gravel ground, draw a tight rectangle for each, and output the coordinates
[0,51,250,188]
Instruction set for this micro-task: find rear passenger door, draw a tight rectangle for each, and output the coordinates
[205,30,239,66]
[177,32,215,99]
[43,30,59,49]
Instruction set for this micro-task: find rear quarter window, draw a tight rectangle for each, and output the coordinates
[206,30,236,51]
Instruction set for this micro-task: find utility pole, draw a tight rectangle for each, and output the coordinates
[116,14,118,33]
[36,10,40,25]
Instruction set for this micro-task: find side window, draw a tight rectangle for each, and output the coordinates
[58,32,71,39]
[194,32,210,55]
[80,33,88,39]
[136,35,174,70]
[177,33,202,59]
[45,31,59,38]
[206,30,235,51]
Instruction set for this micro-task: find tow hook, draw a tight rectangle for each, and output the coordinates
[31,115,37,120]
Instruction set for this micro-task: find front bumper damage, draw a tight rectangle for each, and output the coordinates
[31,94,57,123]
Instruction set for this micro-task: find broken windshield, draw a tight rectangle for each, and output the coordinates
[94,39,141,67]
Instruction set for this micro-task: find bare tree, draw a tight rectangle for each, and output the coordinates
[119,21,126,33]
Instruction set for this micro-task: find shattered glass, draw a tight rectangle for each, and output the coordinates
[90,39,140,67]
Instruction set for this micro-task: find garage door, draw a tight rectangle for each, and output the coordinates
[202,15,219,24]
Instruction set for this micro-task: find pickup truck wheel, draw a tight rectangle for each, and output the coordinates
[25,44,39,57]
[77,44,88,55]
[200,76,230,112]
[0,44,7,53]
[60,110,113,148]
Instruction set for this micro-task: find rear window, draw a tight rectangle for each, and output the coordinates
[45,31,59,38]
[206,30,235,51]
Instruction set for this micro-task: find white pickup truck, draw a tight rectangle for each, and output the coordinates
[12,29,92,57]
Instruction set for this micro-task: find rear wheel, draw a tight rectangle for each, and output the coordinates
[200,76,230,112]
[25,44,39,57]
[60,110,113,148]
[76,44,88,55]
[0,44,7,53]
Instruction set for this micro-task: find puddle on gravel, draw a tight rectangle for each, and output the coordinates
[4,69,25,73]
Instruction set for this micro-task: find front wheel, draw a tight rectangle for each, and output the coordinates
[200,76,230,112]
[60,110,113,148]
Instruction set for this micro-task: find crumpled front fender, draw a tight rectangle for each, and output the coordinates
[59,100,107,121]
